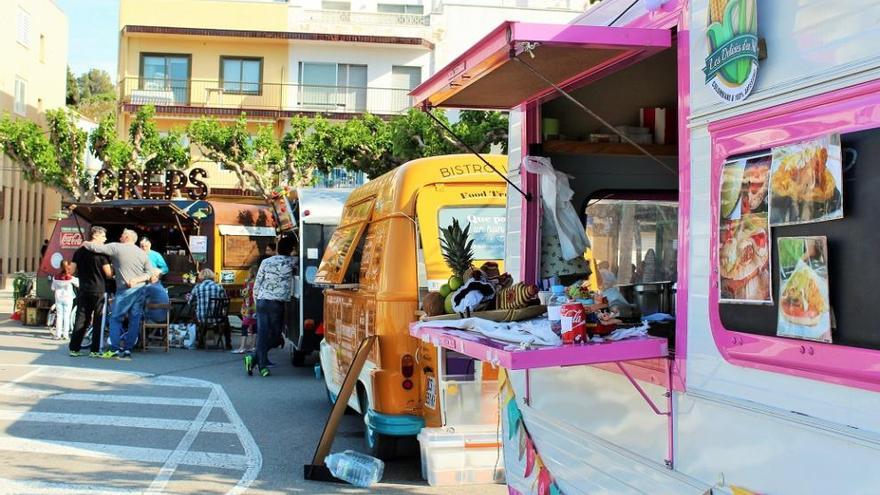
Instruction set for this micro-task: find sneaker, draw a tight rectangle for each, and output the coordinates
[244,355,254,376]
[260,368,270,377]
[121,350,132,360]
[68,351,83,357]
[89,352,100,358]
[101,350,119,360]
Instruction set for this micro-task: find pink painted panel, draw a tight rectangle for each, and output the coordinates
[708,78,880,393]
[410,324,668,370]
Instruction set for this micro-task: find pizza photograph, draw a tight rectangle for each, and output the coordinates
[719,214,772,303]
[769,134,843,226]
[776,236,832,343]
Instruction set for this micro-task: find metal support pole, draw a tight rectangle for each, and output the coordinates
[615,360,674,469]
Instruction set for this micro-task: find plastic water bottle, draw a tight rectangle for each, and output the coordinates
[547,284,568,337]
[324,450,384,487]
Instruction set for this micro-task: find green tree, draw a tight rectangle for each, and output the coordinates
[76,69,115,101]
[0,108,92,201]
[340,109,508,178]
[188,114,318,201]
[66,66,79,106]
[89,105,190,173]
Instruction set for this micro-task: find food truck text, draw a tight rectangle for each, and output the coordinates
[93,168,209,201]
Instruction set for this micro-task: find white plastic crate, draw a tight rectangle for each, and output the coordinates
[417,425,505,486]
[441,377,499,426]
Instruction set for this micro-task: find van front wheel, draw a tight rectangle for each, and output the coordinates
[360,394,397,460]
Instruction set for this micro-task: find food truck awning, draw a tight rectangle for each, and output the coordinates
[410,21,671,110]
[71,200,198,226]
[210,201,276,228]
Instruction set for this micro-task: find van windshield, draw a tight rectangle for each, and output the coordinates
[438,206,506,261]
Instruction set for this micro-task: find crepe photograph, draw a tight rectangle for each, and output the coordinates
[719,213,772,304]
[769,134,843,226]
[776,236,831,343]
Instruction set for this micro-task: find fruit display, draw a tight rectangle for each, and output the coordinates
[423,292,445,317]
[497,282,540,310]
[439,219,475,280]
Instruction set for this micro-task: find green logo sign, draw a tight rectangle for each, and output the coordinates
[703,0,758,103]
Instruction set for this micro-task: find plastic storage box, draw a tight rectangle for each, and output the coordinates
[417,425,505,486]
[441,376,499,426]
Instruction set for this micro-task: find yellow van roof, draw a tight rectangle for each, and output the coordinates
[344,154,508,218]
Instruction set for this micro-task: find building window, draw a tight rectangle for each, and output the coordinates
[14,77,27,116]
[298,62,367,111]
[139,53,191,104]
[322,1,351,10]
[391,65,421,111]
[16,6,30,47]
[378,3,424,13]
[220,57,263,95]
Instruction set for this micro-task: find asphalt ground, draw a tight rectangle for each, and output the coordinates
[0,315,507,495]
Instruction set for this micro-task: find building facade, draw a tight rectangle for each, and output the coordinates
[0,0,68,287]
[116,0,585,191]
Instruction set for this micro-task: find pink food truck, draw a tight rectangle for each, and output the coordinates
[410,1,880,493]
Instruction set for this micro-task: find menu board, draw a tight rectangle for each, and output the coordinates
[223,236,271,269]
[720,127,880,350]
[718,154,772,304]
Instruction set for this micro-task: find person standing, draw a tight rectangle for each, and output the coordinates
[51,260,78,341]
[69,226,113,357]
[245,234,295,377]
[83,229,154,359]
[234,263,259,354]
[139,237,169,275]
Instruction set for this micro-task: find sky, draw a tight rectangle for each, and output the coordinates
[56,0,119,77]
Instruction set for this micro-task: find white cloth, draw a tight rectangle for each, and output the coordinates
[523,156,590,260]
[51,277,79,303]
[417,317,562,347]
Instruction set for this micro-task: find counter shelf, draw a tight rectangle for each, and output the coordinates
[410,321,676,469]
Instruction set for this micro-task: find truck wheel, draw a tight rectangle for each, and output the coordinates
[359,391,397,460]
[291,349,308,367]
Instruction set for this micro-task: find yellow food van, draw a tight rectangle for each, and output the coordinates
[316,154,507,458]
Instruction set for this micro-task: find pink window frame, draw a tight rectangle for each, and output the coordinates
[708,78,880,393]
[519,0,690,391]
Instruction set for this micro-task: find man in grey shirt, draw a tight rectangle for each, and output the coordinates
[84,228,154,359]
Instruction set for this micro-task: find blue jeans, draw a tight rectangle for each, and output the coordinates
[110,286,145,351]
[253,299,284,369]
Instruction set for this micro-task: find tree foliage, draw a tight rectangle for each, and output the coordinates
[339,109,509,178]
[0,108,92,201]
[90,105,190,172]
[68,68,117,121]
[188,115,317,200]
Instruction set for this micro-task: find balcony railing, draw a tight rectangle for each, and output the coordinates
[301,9,429,26]
[120,77,415,115]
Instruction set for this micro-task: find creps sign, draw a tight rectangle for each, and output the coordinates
[93,168,209,201]
[703,0,758,103]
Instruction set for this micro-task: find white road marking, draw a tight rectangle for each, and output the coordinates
[146,389,218,494]
[0,477,141,495]
[0,386,210,406]
[0,366,45,392]
[0,409,237,434]
[0,366,263,494]
[0,437,251,469]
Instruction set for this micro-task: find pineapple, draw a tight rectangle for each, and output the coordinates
[439,219,475,281]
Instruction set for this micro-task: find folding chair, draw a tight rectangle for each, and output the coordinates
[197,297,232,350]
[140,303,172,352]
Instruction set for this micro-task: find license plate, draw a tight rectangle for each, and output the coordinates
[424,376,436,410]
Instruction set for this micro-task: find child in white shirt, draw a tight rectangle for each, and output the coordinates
[51,260,79,340]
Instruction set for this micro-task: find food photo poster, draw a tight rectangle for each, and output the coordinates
[776,236,832,343]
[769,134,843,226]
[719,155,773,304]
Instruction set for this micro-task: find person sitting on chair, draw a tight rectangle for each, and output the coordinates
[142,269,169,324]
[189,269,226,324]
